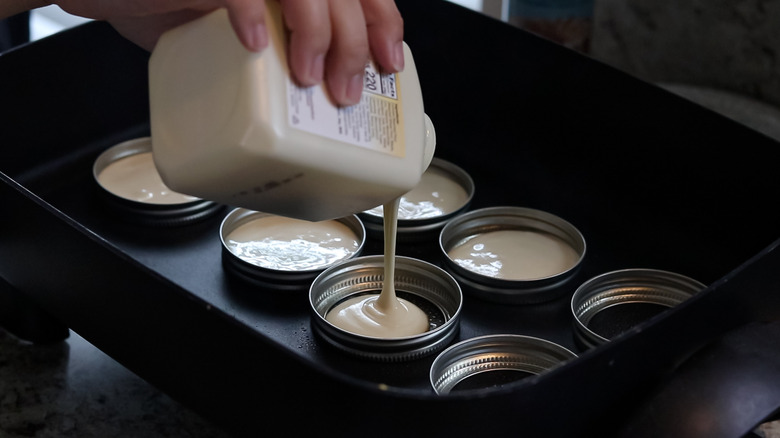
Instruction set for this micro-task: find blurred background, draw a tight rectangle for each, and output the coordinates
[458,0,780,141]
[11,0,778,141]
[7,0,779,141]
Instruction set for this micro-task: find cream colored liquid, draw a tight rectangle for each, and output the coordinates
[364,167,468,219]
[448,229,580,280]
[326,197,429,338]
[226,216,360,271]
[98,152,197,204]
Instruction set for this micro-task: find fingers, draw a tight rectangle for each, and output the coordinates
[324,0,370,106]
[282,0,367,106]
[360,0,405,73]
[282,0,403,107]
[281,0,330,87]
[223,0,269,52]
[112,0,404,107]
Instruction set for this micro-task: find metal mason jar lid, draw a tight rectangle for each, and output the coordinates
[571,268,706,350]
[309,255,462,362]
[220,208,366,291]
[439,206,586,304]
[359,158,475,243]
[430,334,577,395]
[93,137,222,226]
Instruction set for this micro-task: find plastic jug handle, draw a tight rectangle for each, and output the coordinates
[423,113,436,169]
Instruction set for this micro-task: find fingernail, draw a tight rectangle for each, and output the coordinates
[392,42,405,71]
[309,53,325,84]
[247,23,268,52]
[345,73,364,105]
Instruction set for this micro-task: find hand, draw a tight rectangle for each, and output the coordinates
[52,0,405,106]
[281,0,405,106]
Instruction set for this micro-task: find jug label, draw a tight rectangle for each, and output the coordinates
[363,60,397,100]
[286,60,405,157]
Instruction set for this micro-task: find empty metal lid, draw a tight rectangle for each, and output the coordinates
[430,334,577,395]
[571,268,706,349]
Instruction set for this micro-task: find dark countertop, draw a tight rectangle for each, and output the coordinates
[4,325,780,438]
[0,328,233,438]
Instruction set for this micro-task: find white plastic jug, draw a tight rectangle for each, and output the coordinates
[148,3,436,222]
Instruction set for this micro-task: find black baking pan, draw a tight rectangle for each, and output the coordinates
[2,1,780,436]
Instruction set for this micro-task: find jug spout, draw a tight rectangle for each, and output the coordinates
[423,113,437,170]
